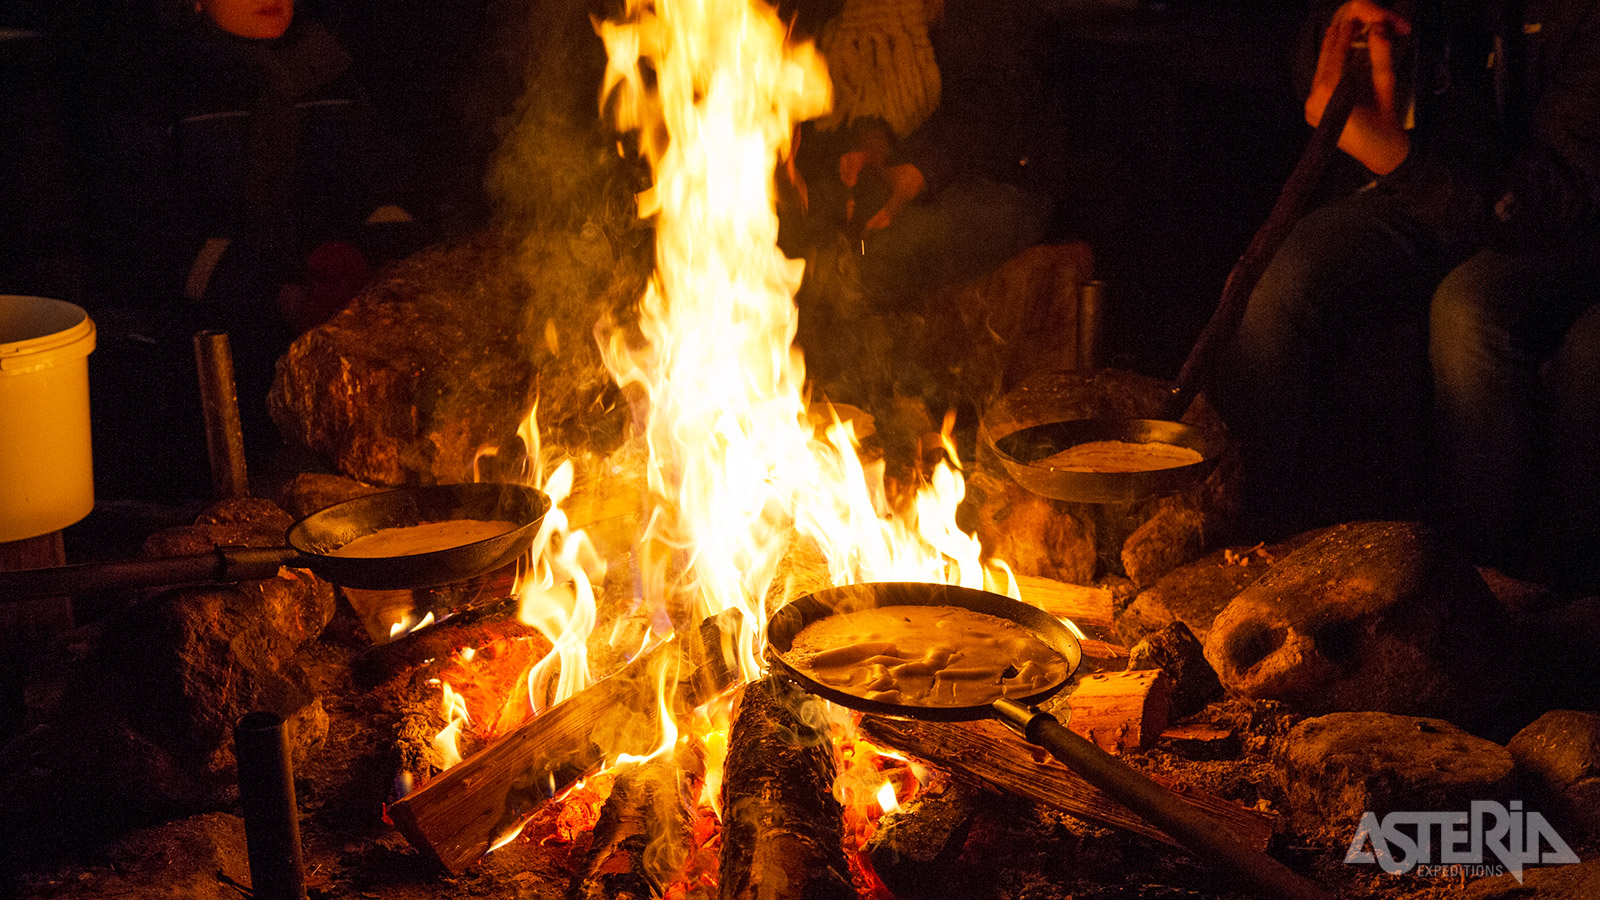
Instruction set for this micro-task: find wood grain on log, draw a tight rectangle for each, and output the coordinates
[569,753,699,900]
[352,598,548,689]
[719,676,853,900]
[1015,575,1115,631]
[1065,669,1173,752]
[390,616,738,873]
[859,716,1275,851]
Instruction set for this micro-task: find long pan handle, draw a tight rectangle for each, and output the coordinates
[0,547,301,602]
[993,699,1335,900]
[1160,40,1374,422]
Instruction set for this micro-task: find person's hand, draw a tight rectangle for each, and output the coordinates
[861,163,926,231]
[1306,0,1412,175]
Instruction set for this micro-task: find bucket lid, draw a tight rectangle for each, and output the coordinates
[0,295,96,375]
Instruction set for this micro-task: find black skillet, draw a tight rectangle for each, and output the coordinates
[767,582,1332,900]
[984,40,1375,504]
[0,483,550,601]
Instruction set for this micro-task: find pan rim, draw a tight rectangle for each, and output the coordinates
[766,581,1083,722]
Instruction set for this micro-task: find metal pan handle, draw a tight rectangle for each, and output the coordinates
[992,698,1334,900]
[0,546,301,602]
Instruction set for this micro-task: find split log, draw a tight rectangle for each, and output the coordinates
[389,613,740,873]
[1065,669,1173,752]
[719,676,853,900]
[1015,575,1115,631]
[569,750,701,900]
[859,716,1275,852]
[352,597,548,689]
[865,778,988,897]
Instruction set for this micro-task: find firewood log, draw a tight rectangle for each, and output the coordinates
[569,751,700,900]
[859,716,1275,851]
[718,676,853,900]
[352,597,548,689]
[864,778,988,897]
[389,613,740,873]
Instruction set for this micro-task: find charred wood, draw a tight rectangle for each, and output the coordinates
[718,676,852,900]
[389,615,738,873]
[569,750,702,900]
[352,597,547,689]
[859,716,1275,852]
[864,778,988,898]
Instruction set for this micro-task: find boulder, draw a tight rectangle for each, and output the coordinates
[968,470,1096,585]
[1278,712,1516,839]
[1126,621,1221,718]
[1202,521,1512,723]
[143,497,335,649]
[1509,711,1600,840]
[269,235,632,486]
[1115,534,1314,646]
[55,585,325,818]
[274,471,385,519]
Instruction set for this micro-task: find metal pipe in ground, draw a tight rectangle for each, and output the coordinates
[193,330,249,499]
[235,712,307,900]
[1077,280,1105,371]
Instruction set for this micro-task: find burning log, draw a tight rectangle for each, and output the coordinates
[859,716,1275,852]
[1015,574,1115,631]
[864,778,989,897]
[719,676,853,900]
[352,597,548,689]
[569,750,702,900]
[389,613,739,872]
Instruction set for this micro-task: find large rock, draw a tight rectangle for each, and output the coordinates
[269,235,632,486]
[143,497,335,649]
[973,368,1237,584]
[1278,712,1516,839]
[1509,711,1600,840]
[1115,533,1315,646]
[1202,521,1512,723]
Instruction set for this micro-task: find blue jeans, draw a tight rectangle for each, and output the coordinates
[1212,189,1600,579]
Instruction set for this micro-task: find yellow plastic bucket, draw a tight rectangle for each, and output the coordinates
[0,296,96,542]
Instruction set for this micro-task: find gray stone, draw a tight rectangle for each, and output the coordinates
[1126,621,1222,718]
[1203,521,1512,723]
[1509,710,1600,839]
[1279,712,1516,840]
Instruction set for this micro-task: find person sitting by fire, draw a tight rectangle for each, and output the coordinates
[58,0,426,470]
[783,0,1054,312]
[1210,0,1600,591]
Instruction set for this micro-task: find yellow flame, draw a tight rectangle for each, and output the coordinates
[876,780,899,815]
[388,610,435,642]
[434,681,472,770]
[598,0,1002,689]
[614,654,683,766]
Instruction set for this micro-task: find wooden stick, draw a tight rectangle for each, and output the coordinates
[858,716,1275,852]
[1065,669,1173,752]
[1015,575,1115,631]
[389,614,740,873]
[719,676,854,900]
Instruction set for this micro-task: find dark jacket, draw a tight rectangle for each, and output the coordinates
[1308,0,1600,249]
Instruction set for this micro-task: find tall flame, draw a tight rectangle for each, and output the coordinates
[599,0,999,683]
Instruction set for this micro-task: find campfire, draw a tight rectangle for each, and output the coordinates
[4,0,1597,898]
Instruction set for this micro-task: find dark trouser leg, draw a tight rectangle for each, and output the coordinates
[859,178,1050,312]
[1545,302,1600,592]
[1429,246,1598,572]
[1209,193,1436,537]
